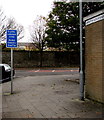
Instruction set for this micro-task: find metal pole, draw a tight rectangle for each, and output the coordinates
[0,44,2,119]
[79,0,84,100]
[11,48,13,94]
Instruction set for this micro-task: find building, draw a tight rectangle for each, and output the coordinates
[18,42,36,50]
[84,9,104,103]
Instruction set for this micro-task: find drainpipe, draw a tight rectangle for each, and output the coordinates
[79,0,84,100]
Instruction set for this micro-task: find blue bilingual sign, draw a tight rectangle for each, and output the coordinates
[6,30,17,48]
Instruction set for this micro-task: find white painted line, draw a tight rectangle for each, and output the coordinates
[52,70,55,72]
[35,70,40,72]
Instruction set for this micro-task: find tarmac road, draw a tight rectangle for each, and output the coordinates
[15,68,79,77]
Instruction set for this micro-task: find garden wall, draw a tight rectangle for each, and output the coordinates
[2,51,79,68]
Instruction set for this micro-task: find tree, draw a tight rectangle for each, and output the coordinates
[45,2,79,51]
[6,18,24,41]
[0,8,7,43]
[30,16,47,67]
[83,2,104,17]
[45,1,104,51]
[0,8,24,44]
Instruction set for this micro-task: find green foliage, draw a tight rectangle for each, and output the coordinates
[83,2,104,17]
[45,1,104,51]
[45,2,80,51]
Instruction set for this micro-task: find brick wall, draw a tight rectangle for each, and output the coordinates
[102,19,104,103]
[2,51,79,68]
[85,20,103,103]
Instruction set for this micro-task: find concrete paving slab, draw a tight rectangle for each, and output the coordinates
[1,74,103,119]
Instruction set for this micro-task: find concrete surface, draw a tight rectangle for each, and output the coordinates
[0,74,103,119]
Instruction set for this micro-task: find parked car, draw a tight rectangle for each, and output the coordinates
[0,64,15,83]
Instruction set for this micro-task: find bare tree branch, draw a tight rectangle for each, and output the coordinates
[30,16,47,51]
[0,8,24,43]
[6,18,24,41]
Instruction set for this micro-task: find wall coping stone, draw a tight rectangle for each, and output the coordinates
[83,9,104,26]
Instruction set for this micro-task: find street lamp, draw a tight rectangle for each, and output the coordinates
[79,0,84,100]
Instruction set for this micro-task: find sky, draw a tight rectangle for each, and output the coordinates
[0,0,55,42]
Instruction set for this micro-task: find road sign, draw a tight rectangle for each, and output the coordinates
[6,30,17,94]
[6,30,17,48]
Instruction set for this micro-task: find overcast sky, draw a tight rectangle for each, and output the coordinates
[0,0,55,42]
[0,0,55,26]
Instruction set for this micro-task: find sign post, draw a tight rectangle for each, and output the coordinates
[6,30,17,94]
[11,48,13,94]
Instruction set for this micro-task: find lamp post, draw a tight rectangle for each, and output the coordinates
[79,0,84,100]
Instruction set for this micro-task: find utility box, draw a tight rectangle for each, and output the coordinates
[84,9,104,103]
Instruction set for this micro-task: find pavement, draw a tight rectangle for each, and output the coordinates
[0,73,103,119]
